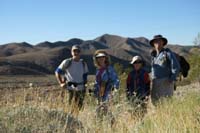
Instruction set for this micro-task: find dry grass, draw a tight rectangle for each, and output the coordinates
[0,77,200,132]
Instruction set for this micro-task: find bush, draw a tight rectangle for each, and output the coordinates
[186,49,200,82]
[113,63,124,75]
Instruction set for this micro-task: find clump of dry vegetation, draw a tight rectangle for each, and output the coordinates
[0,76,199,132]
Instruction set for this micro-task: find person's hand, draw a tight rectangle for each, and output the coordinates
[113,88,118,93]
[145,96,149,100]
[112,88,118,96]
[60,82,66,88]
[100,87,105,97]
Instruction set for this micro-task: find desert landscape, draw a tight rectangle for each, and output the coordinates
[0,36,200,132]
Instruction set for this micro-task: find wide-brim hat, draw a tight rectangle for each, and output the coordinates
[149,35,168,47]
[130,55,142,64]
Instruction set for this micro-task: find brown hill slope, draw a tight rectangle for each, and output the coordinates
[0,42,37,57]
[0,34,193,75]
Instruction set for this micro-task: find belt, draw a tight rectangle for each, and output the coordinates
[68,82,84,87]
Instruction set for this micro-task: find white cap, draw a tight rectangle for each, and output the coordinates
[96,53,106,58]
[130,55,142,64]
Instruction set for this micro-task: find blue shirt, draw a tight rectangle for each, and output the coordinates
[94,65,120,101]
[151,48,180,81]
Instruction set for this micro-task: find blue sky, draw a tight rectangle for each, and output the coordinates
[0,0,199,45]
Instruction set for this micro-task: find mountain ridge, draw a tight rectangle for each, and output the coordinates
[0,34,194,75]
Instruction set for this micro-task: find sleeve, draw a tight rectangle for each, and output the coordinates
[109,66,120,89]
[55,59,67,74]
[167,51,181,81]
[144,72,150,84]
[144,72,150,96]
[94,70,99,88]
[151,56,155,79]
[102,70,109,82]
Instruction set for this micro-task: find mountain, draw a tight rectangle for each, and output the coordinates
[0,42,36,57]
[0,34,194,75]
[35,38,84,48]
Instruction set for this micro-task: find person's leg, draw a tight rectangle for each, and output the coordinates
[102,90,111,102]
[76,90,86,110]
[69,90,85,117]
[140,99,148,117]
[162,79,174,97]
[68,90,74,105]
[151,79,159,101]
[151,78,174,105]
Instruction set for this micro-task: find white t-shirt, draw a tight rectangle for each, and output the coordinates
[58,59,88,90]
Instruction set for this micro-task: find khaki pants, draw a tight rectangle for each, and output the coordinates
[151,78,174,103]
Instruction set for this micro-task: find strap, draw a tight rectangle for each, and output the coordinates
[81,60,86,73]
[163,48,171,65]
[66,58,85,71]
[65,58,72,69]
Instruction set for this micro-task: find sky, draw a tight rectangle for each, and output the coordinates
[0,0,200,45]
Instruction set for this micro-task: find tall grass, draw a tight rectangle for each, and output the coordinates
[138,93,200,133]
[0,83,199,132]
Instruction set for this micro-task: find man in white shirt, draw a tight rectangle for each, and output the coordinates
[55,45,88,112]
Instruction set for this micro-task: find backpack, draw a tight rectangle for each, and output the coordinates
[164,48,190,78]
[173,53,190,78]
[65,58,86,71]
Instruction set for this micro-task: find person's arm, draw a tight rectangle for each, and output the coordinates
[167,51,181,81]
[83,62,89,85]
[55,59,68,88]
[109,66,120,90]
[55,68,67,88]
[99,81,106,97]
[144,72,150,97]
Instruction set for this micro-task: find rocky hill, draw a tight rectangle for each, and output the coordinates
[0,34,194,75]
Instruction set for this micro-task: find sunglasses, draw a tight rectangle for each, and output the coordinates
[73,49,80,53]
[133,61,142,64]
[153,39,163,44]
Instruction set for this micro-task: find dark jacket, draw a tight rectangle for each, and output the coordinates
[126,68,150,100]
